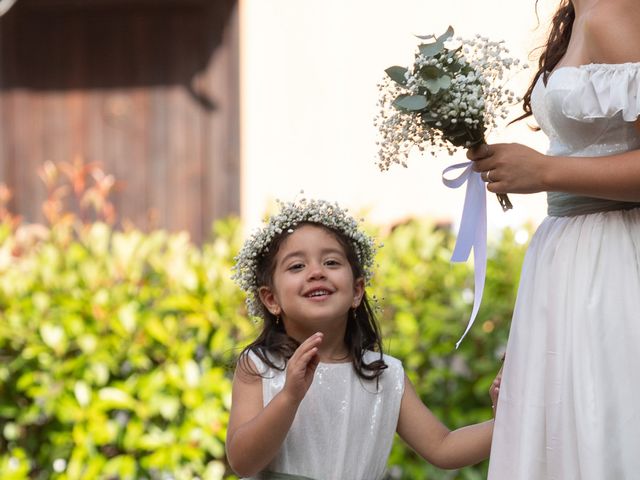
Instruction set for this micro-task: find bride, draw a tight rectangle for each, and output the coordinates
[468,0,640,478]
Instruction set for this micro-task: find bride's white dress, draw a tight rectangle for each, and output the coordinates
[488,63,640,480]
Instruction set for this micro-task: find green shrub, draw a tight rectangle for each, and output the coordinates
[0,218,255,480]
[0,200,529,479]
[373,220,527,479]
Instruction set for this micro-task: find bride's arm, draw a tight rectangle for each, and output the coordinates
[467,3,640,202]
[468,144,640,202]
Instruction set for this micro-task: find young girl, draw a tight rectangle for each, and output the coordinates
[227,198,501,480]
[468,1,640,478]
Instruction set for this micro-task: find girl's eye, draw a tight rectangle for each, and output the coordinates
[325,259,340,266]
[288,263,304,271]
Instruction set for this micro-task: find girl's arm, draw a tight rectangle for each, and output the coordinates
[225,333,323,477]
[396,374,495,469]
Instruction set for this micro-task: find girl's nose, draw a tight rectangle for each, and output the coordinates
[307,262,326,280]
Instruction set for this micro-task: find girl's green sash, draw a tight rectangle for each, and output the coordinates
[252,472,316,480]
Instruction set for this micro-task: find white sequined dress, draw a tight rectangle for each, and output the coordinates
[488,63,640,479]
[247,349,405,480]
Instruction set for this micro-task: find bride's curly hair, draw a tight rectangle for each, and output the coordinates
[514,0,575,123]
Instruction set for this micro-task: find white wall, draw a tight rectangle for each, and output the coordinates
[240,0,558,234]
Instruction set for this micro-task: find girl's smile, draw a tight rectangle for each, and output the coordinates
[303,287,334,300]
[259,224,364,337]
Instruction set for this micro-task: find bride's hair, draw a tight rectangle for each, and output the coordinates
[514,0,575,123]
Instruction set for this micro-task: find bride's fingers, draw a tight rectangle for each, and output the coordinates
[486,180,507,194]
[467,143,492,160]
[471,157,494,172]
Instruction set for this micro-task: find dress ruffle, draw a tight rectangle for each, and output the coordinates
[560,62,640,122]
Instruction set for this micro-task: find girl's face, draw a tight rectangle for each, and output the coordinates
[259,224,364,335]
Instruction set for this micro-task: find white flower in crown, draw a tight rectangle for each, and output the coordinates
[232,198,378,319]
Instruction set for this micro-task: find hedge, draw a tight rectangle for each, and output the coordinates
[0,212,529,479]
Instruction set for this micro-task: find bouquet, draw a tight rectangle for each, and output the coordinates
[375,26,525,211]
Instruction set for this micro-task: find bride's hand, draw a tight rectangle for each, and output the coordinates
[467,143,551,194]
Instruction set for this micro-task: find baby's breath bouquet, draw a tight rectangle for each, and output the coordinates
[375,27,524,211]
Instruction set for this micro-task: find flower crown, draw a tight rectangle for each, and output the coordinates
[232,198,378,319]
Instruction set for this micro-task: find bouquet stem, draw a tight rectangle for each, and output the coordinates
[472,139,513,212]
[496,193,513,212]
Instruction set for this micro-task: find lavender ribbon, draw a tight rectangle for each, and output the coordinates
[442,162,487,348]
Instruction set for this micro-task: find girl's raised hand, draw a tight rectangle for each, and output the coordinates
[283,332,323,403]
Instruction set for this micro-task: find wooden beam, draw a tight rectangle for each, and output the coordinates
[0,0,19,17]
[19,0,210,9]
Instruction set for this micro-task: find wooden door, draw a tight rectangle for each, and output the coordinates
[0,0,240,242]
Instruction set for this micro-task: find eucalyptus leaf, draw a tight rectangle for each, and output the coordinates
[448,62,463,73]
[418,41,445,58]
[394,95,428,111]
[436,26,455,44]
[385,66,409,86]
[419,65,444,80]
[424,75,451,94]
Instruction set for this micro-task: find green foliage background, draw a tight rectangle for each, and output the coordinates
[0,214,529,479]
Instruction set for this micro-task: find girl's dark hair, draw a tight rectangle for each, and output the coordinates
[514,0,575,124]
[238,222,387,382]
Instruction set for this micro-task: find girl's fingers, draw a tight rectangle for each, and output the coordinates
[290,333,323,359]
[289,333,323,371]
[306,353,320,376]
[298,345,320,367]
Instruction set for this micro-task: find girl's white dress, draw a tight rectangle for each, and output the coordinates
[247,349,405,480]
[488,63,640,479]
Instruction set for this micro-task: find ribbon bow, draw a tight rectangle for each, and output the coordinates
[442,162,487,348]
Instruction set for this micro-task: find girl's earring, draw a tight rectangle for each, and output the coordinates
[352,308,357,321]
[276,314,281,325]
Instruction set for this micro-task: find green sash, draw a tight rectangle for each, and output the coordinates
[252,472,316,480]
[547,192,640,217]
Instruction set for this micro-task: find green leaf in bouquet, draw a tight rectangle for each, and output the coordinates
[415,25,454,42]
[417,27,454,58]
[424,75,451,94]
[418,65,444,80]
[418,41,445,58]
[447,59,465,74]
[436,25,455,44]
[393,94,428,111]
[384,66,409,86]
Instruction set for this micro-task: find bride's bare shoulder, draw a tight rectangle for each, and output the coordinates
[586,0,640,64]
